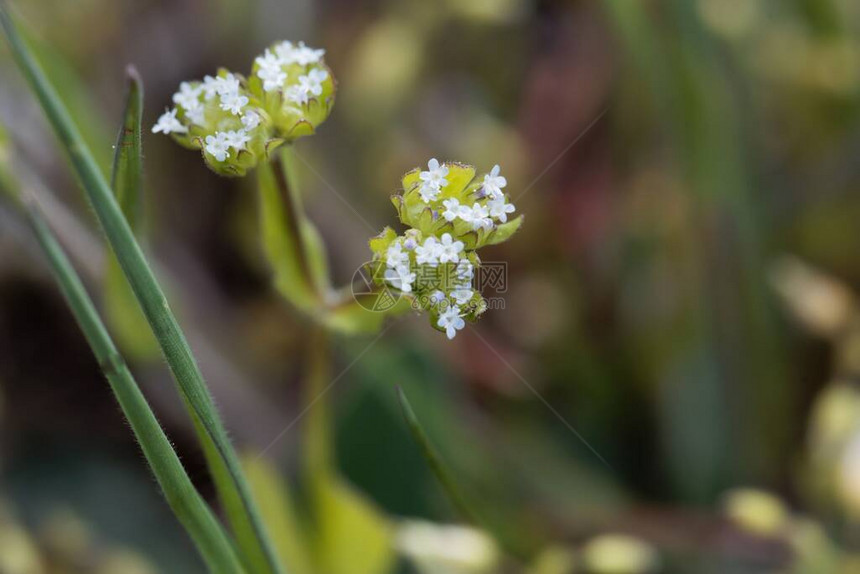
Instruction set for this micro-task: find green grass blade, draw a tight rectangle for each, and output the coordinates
[110,66,143,229]
[394,385,480,524]
[396,386,528,562]
[16,193,245,574]
[0,6,284,573]
[105,67,159,359]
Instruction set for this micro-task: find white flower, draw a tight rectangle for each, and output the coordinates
[429,290,446,306]
[482,164,507,199]
[204,132,230,162]
[456,204,475,224]
[437,306,466,339]
[201,75,220,100]
[257,51,287,92]
[403,237,417,250]
[419,182,441,203]
[185,105,205,126]
[172,82,202,111]
[384,264,416,293]
[415,237,441,266]
[241,111,261,131]
[223,130,250,151]
[455,260,474,283]
[273,41,296,62]
[386,242,410,268]
[214,73,241,96]
[286,85,308,106]
[437,233,463,264]
[451,287,473,306]
[152,109,187,134]
[469,203,493,230]
[292,41,326,66]
[487,197,516,223]
[220,91,249,115]
[307,68,329,89]
[442,198,461,222]
[418,158,449,202]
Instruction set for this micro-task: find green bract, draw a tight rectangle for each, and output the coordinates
[153,41,335,176]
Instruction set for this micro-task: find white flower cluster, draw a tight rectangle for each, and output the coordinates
[153,74,259,164]
[381,232,473,339]
[254,41,329,105]
[370,158,523,340]
[152,39,335,175]
[419,160,516,233]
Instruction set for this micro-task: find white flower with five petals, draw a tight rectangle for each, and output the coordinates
[418,158,448,203]
[437,233,463,264]
[173,82,202,111]
[204,132,230,162]
[487,197,516,223]
[220,91,249,115]
[482,164,507,199]
[293,42,326,66]
[442,198,461,222]
[386,242,410,268]
[287,68,328,105]
[469,203,493,230]
[437,307,466,339]
[451,288,473,306]
[455,260,474,283]
[415,237,441,266]
[384,264,416,293]
[152,109,187,134]
[223,130,250,151]
[241,111,261,131]
[257,51,287,92]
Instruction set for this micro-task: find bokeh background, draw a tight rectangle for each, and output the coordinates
[1,0,860,572]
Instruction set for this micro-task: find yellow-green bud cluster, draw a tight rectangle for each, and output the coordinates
[153,41,335,176]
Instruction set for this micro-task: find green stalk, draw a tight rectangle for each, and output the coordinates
[395,386,526,561]
[0,6,283,573]
[304,327,332,478]
[13,190,244,573]
[395,386,479,524]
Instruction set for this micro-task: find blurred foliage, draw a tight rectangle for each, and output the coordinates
[1,0,860,572]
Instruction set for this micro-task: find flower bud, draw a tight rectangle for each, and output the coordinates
[722,488,790,536]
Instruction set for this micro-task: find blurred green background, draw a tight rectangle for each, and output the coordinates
[1,0,860,572]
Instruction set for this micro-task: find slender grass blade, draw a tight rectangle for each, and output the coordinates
[0,6,283,572]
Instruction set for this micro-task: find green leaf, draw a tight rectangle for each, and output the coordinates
[105,67,158,360]
[313,478,394,574]
[243,456,314,574]
[17,193,244,573]
[257,148,325,312]
[483,215,524,246]
[0,8,283,573]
